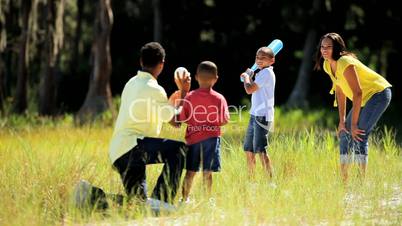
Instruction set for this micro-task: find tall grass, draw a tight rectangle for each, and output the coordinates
[0,108,401,225]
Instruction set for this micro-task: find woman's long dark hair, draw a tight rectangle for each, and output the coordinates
[313,32,355,70]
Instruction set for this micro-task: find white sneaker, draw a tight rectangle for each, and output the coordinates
[72,179,92,209]
[178,197,193,207]
[269,182,277,189]
[208,197,216,208]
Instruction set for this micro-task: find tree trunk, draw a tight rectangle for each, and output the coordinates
[70,0,83,76]
[0,2,6,113]
[0,54,4,113]
[286,0,321,109]
[76,0,113,124]
[152,0,162,42]
[38,0,65,115]
[13,0,32,114]
[3,0,16,102]
[286,29,317,108]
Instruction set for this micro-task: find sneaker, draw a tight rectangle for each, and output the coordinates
[269,182,277,189]
[146,198,177,214]
[178,197,193,208]
[73,179,92,209]
[72,179,109,210]
[208,197,216,208]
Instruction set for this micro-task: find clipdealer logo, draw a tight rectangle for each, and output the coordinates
[128,98,176,123]
[127,98,272,132]
[128,98,249,124]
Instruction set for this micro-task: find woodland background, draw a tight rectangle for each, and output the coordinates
[0,0,400,123]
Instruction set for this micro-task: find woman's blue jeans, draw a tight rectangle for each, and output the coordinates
[339,88,392,164]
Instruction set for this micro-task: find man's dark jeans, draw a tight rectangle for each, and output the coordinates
[113,137,187,204]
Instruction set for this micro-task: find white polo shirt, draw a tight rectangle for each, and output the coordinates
[250,66,276,121]
[108,71,176,164]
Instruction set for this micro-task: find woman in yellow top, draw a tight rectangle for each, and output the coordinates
[314,33,392,183]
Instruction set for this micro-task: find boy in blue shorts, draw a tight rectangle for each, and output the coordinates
[177,61,230,202]
[240,46,275,178]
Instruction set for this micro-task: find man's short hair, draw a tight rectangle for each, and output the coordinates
[140,42,166,67]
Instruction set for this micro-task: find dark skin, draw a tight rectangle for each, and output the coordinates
[195,72,218,89]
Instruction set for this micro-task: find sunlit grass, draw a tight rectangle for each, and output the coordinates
[0,108,401,225]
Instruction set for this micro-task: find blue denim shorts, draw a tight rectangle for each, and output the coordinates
[243,115,272,153]
[186,137,221,172]
[339,87,392,164]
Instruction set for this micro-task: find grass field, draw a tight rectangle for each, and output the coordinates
[0,108,401,225]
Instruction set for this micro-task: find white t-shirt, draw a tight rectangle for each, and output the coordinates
[250,66,276,121]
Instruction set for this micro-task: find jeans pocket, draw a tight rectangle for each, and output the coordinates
[255,116,267,125]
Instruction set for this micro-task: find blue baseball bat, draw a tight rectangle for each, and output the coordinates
[241,39,283,82]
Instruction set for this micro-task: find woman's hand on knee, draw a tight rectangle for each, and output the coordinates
[337,123,348,138]
[351,124,365,142]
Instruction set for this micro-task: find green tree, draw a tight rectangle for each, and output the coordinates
[286,0,322,108]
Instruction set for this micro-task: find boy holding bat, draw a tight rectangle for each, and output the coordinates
[240,46,276,179]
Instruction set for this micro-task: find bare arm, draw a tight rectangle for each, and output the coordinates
[168,73,191,127]
[240,73,259,94]
[336,85,347,137]
[168,90,188,127]
[343,65,365,141]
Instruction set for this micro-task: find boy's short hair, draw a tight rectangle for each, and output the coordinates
[197,61,218,76]
[140,42,166,67]
[257,47,274,58]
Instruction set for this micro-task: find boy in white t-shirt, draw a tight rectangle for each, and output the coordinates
[240,46,275,178]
